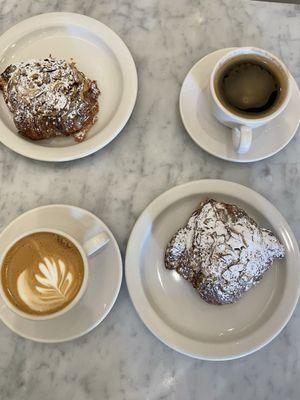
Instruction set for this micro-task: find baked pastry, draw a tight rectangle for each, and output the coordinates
[0,57,100,142]
[165,199,285,305]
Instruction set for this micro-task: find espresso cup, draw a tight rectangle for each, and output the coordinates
[0,228,110,321]
[210,47,291,154]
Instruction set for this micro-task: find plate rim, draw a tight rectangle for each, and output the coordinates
[0,12,138,162]
[179,48,300,163]
[0,204,123,343]
[125,179,300,360]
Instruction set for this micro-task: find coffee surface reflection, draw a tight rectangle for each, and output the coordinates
[214,54,288,118]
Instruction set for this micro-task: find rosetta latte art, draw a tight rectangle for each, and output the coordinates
[1,232,84,316]
[17,257,74,313]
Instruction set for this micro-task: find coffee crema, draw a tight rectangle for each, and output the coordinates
[214,54,288,119]
[1,232,84,316]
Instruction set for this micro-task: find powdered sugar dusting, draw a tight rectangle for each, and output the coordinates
[0,57,100,142]
[5,58,77,117]
[165,199,285,304]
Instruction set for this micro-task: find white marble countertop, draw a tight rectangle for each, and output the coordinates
[0,0,300,399]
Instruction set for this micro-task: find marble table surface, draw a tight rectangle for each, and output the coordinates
[0,0,300,399]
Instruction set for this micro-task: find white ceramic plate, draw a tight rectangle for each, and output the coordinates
[0,13,138,161]
[180,48,300,163]
[125,180,300,360]
[0,205,122,343]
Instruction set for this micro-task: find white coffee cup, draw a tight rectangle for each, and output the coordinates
[0,228,110,321]
[209,47,291,154]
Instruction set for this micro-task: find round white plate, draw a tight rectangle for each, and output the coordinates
[0,13,138,162]
[125,180,300,360]
[180,48,300,163]
[0,205,122,343]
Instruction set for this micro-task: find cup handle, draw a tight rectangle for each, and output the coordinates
[232,126,252,154]
[83,232,110,257]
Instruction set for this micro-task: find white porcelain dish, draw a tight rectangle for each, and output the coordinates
[179,48,300,163]
[125,180,300,360]
[0,13,138,161]
[0,204,123,343]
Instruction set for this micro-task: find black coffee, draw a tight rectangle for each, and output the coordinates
[214,55,288,118]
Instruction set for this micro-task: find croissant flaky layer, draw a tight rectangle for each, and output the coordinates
[165,199,285,305]
[0,57,100,142]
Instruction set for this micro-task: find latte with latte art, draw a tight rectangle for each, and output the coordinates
[1,232,84,316]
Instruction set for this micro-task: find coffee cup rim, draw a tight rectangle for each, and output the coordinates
[209,46,292,124]
[0,228,89,321]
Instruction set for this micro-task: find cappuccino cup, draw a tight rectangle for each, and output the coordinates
[210,47,291,154]
[0,228,109,321]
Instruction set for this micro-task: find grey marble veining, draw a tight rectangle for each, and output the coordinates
[0,0,300,399]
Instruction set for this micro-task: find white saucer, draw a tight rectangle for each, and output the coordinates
[0,13,138,162]
[125,180,300,360]
[0,205,122,342]
[180,48,300,162]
